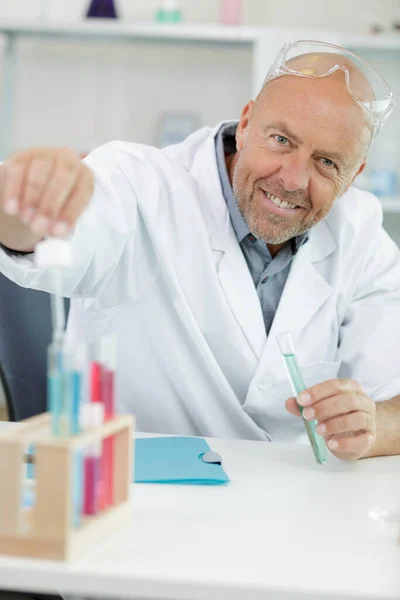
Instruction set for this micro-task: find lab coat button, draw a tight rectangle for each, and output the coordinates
[257,374,273,390]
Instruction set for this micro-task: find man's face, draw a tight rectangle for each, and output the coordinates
[232,73,371,246]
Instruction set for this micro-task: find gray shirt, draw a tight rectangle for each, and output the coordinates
[215,122,308,334]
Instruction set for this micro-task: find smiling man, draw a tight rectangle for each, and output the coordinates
[0,40,399,461]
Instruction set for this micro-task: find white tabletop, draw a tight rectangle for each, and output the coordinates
[0,422,399,599]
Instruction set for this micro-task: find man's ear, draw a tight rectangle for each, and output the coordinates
[236,101,254,152]
[342,159,367,196]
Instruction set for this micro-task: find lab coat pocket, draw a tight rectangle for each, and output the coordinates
[244,359,342,415]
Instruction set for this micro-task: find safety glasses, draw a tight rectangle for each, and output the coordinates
[263,40,395,137]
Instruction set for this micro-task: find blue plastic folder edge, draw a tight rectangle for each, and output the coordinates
[26,437,230,486]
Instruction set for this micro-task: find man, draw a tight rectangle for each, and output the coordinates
[0,40,399,462]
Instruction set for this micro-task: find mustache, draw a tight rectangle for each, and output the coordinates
[259,182,311,209]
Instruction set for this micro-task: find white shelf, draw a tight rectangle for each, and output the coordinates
[0,19,259,45]
[0,20,400,51]
[380,197,400,213]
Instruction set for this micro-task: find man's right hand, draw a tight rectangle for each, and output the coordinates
[0,147,94,251]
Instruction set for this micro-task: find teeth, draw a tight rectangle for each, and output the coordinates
[266,192,297,210]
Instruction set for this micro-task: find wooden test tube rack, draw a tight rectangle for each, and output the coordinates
[0,412,134,561]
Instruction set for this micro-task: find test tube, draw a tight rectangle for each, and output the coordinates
[89,340,106,509]
[70,344,88,435]
[35,238,73,437]
[47,342,64,438]
[101,336,117,507]
[82,402,104,516]
[276,332,328,465]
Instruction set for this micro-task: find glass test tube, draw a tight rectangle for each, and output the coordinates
[82,402,104,516]
[47,342,64,438]
[90,340,105,509]
[101,336,117,507]
[276,332,328,465]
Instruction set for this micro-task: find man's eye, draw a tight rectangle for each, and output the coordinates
[273,135,289,145]
[321,158,337,169]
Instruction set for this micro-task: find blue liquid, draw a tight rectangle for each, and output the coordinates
[47,371,63,438]
[283,353,328,465]
[71,372,82,435]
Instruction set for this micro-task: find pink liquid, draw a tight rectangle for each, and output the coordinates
[91,360,105,509]
[103,368,115,506]
[220,0,242,24]
[90,362,103,403]
[83,455,99,515]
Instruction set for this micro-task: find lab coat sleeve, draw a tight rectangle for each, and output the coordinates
[0,142,140,300]
[338,205,400,401]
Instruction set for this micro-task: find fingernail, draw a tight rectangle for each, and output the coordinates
[21,207,35,224]
[30,215,50,235]
[328,439,339,450]
[298,392,311,406]
[302,407,315,420]
[51,221,69,237]
[3,198,18,216]
[316,423,326,434]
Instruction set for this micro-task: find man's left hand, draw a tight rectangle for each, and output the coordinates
[285,379,376,460]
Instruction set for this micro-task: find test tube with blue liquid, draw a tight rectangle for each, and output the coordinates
[35,239,85,528]
[276,332,328,465]
[64,344,88,528]
[35,239,72,437]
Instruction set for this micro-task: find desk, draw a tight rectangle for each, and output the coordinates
[0,422,399,600]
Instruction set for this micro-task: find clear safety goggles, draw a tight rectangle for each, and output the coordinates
[263,40,395,137]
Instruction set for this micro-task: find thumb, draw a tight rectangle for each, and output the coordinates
[285,397,301,417]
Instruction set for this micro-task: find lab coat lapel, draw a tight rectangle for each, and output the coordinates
[266,220,337,352]
[216,225,266,359]
[192,125,266,360]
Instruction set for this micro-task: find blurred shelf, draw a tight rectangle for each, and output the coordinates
[380,197,400,213]
[0,20,399,51]
[0,19,259,45]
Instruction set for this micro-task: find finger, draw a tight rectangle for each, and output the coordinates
[298,378,363,407]
[30,152,81,236]
[326,431,374,456]
[285,397,301,417]
[1,158,26,216]
[19,156,55,224]
[302,392,375,423]
[50,165,94,237]
[315,410,374,437]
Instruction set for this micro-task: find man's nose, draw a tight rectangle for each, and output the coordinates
[279,153,311,193]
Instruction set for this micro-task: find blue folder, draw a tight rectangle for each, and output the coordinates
[26,437,229,486]
[134,437,229,485]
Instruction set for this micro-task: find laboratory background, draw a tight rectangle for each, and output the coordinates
[0,0,400,419]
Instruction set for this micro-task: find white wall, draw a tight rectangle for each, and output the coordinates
[1,0,400,153]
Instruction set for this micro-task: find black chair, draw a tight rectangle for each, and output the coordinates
[0,271,69,421]
[0,272,68,600]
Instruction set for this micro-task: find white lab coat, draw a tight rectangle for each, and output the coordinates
[1,123,400,442]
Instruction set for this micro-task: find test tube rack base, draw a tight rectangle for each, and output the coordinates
[0,412,134,561]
